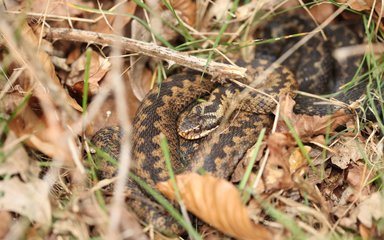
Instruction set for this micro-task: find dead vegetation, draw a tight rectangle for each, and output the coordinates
[0,0,384,239]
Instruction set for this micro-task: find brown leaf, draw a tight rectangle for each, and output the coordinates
[92,1,137,34]
[0,211,12,239]
[264,133,295,191]
[0,177,51,224]
[21,23,83,112]
[9,0,92,16]
[167,0,196,26]
[331,138,364,169]
[66,50,111,96]
[337,0,374,11]
[157,173,272,240]
[201,0,231,29]
[346,163,375,202]
[309,3,337,23]
[0,131,40,180]
[289,146,311,174]
[357,192,384,228]
[6,98,75,162]
[277,95,352,139]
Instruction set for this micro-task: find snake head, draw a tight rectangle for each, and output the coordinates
[177,105,220,140]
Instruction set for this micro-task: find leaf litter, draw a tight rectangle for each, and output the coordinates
[0,0,383,239]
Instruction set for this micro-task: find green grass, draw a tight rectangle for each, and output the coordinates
[82,48,92,113]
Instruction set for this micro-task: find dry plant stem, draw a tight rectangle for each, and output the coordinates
[333,43,384,61]
[45,28,247,80]
[106,10,135,239]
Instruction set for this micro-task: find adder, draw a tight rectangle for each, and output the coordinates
[91,14,378,235]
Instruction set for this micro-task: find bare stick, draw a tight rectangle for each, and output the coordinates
[45,28,247,80]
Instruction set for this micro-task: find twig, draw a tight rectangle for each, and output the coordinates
[44,28,247,80]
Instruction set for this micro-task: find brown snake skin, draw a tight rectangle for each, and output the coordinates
[90,14,375,235]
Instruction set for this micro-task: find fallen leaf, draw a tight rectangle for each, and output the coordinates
[264,133,295,191]
[9,0,92,16]
[277,95,353,140]
[359,223,374,240]
[357,192,384,228]
[0,131,40,180]
[67,50,111,96]
[165,0,196,26]
[337,0,374,11]
[0,211,12,239]
[331,138,364,169]
[289,146,311,174]
[309,3,336,23]
[201,0,231,29]
[22,23,83,112]
[92,1,137,34]
[0,177,51,225]
[8,102,69,159]
[346,162,375,202]
[333,205,358,229]
[157,173,272,240]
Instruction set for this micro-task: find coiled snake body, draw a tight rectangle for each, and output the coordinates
[91,15,371,235]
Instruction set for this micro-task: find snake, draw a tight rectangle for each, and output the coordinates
[90,14,378,236]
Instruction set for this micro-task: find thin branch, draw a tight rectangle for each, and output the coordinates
[44,28,247,80]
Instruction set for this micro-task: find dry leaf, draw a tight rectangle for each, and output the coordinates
[309,3,336,23]
[157,173,272,240]
[8,102,66,159]
[92,1,137,34]
[338,0,374,11]
[333,205,359,229]
[202,0,231,29]
[0,131,40,180]
[21,23,82,112]
[166,0,196,26]
[277,95,352,139]
[346,163,375,202]
[0,177,51,225]
[331,138,364,169]
[289,146,311,174]
[357,192,384,228]
[8,0,92,16]
[0,211,12,238]
[67,50,111,96]
[359,223,374,240]
[264,133,295,191]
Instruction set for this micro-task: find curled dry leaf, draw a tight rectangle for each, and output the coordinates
[331,138,364,169]
[0,177,51,225]
[157,173,272,240]
[289,146,311,174]
[67,50,111,96]
[277,95,352,139]
[264,133,295,191]
[21,23,82,112]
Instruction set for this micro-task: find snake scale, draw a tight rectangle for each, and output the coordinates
[91,14,374,235]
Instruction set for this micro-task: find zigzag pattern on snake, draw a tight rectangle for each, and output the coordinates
[91,14,375,235]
